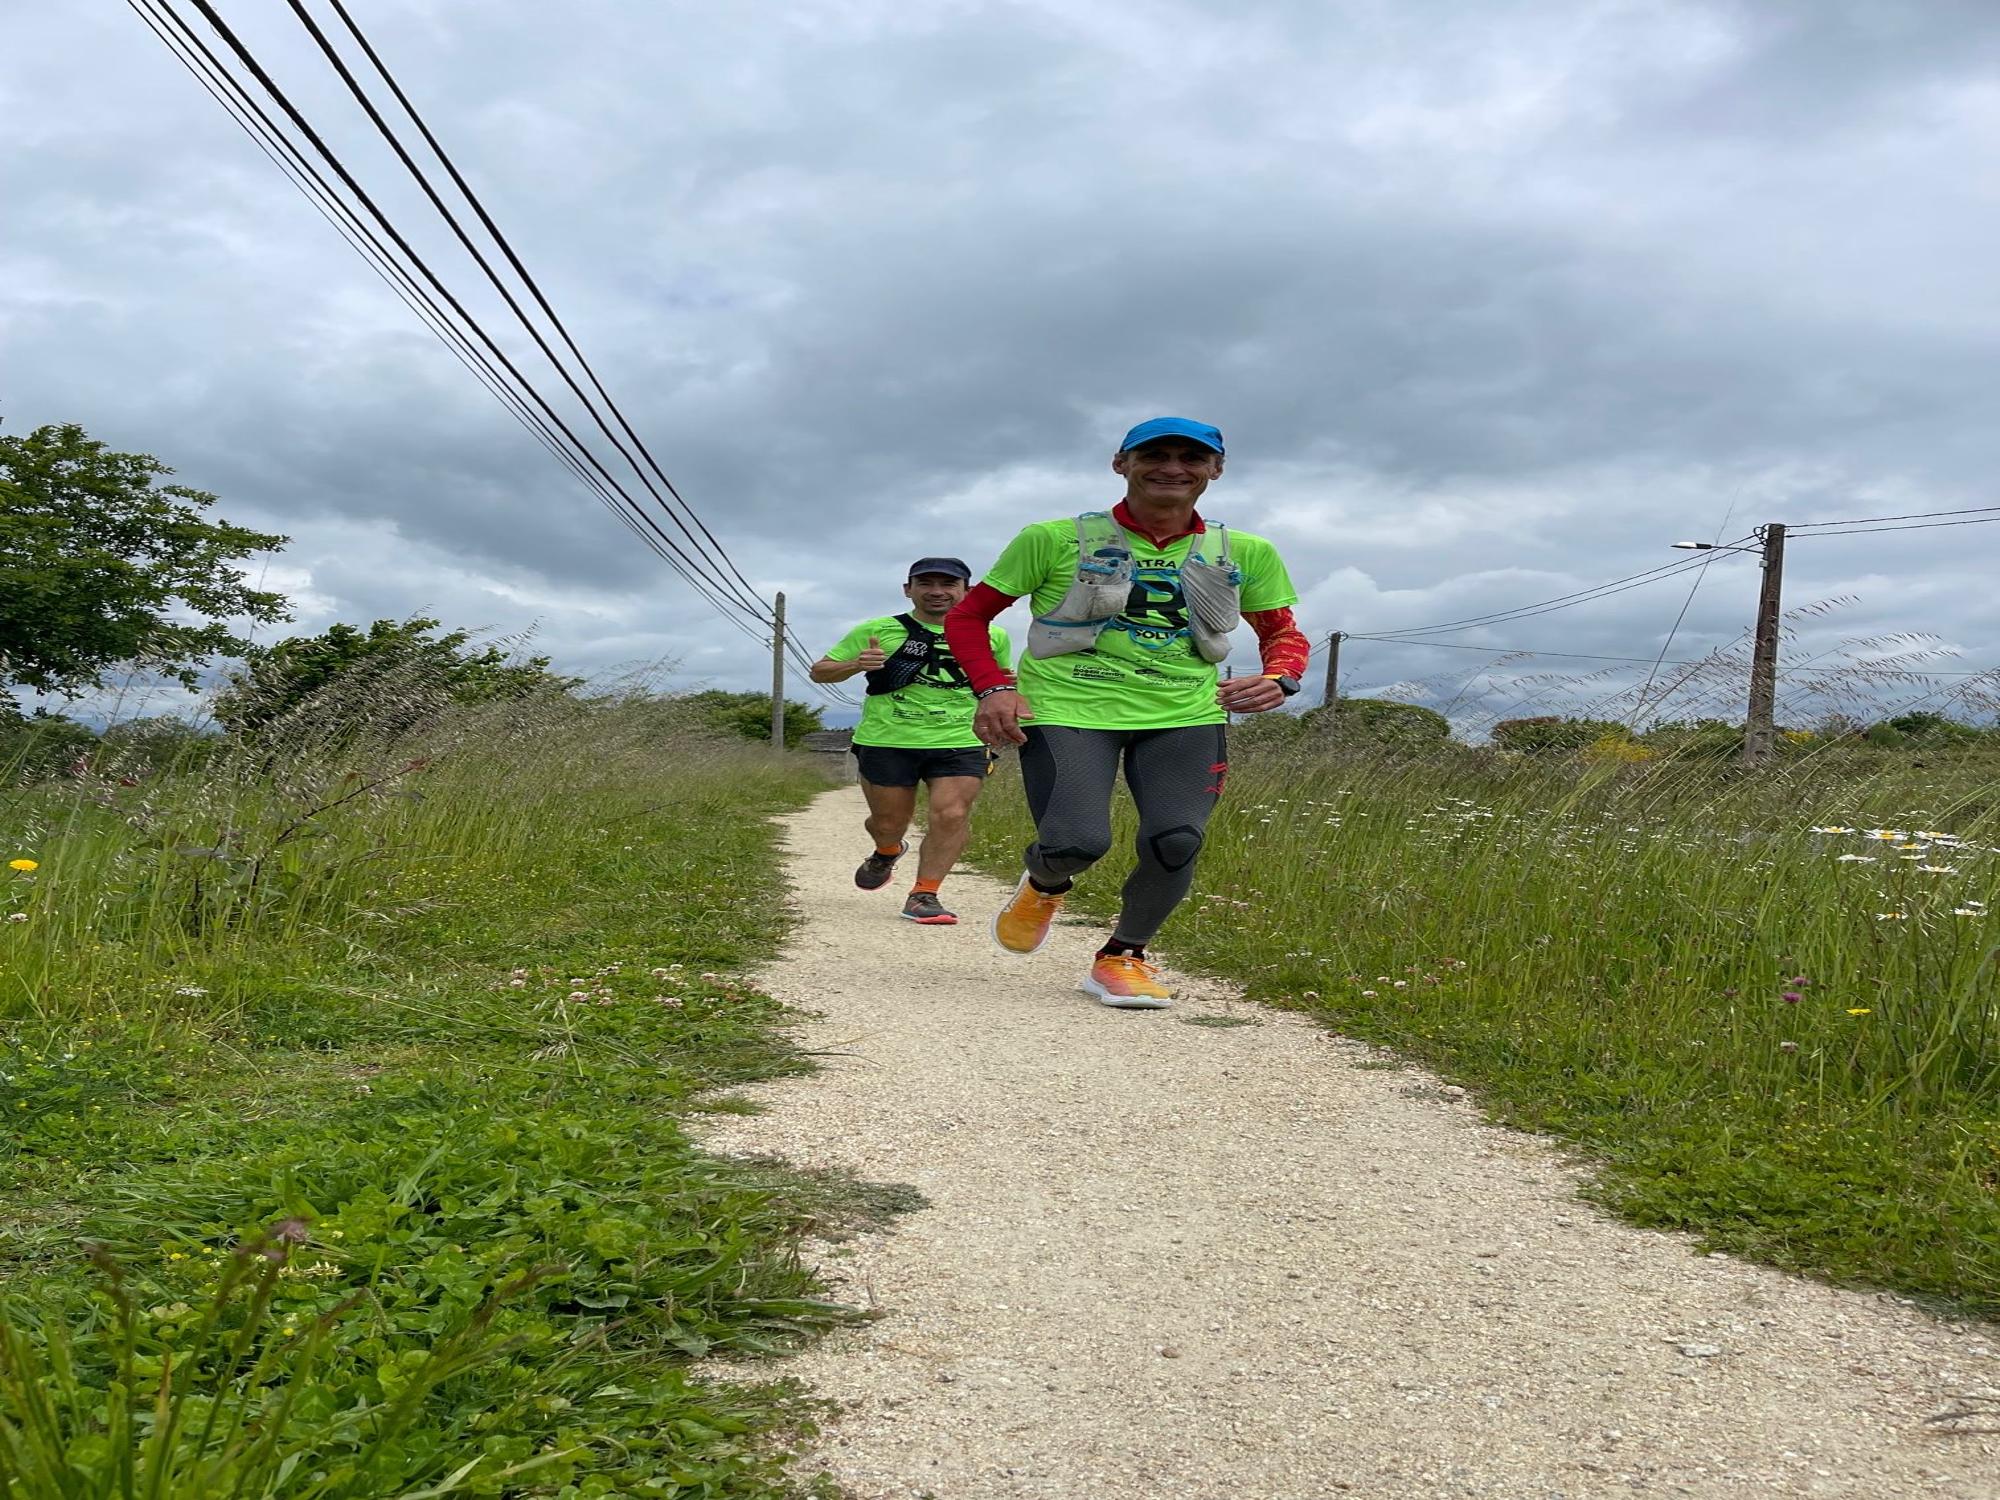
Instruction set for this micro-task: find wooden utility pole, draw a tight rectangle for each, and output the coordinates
[1743,525,1785,765]
[770,591,787,755]
[1321,631,1343,712]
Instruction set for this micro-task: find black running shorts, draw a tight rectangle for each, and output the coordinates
[852,744,991,787]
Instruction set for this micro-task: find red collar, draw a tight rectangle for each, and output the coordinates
[1113,499,1205,546]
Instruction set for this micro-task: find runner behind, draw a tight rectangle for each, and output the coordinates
[944,417,1309,1006]
[811,558,1013,925]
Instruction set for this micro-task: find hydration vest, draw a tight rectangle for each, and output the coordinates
[1025,511,1243,662]
[864,614,960,696]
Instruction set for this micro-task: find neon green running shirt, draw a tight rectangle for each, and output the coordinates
[824,615,1012,749]
[982,517,1298,731]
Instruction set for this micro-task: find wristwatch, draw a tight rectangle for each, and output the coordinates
[1265,674,1302,697]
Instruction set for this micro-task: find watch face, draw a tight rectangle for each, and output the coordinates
[1276,675,1301,696]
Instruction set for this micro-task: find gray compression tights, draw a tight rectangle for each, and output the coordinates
[1018,723,1228,946]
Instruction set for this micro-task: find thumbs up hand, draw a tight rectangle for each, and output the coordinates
[857,635,889,670]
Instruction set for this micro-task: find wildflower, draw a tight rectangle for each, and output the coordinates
[568,991,589,1003]
[173,985,208,997]
[1790,976,1809,985]
[1867,830,1903,840]
[1781,991,1802,1005]
[651,967,672,979]
[1835,854,1877,863]
[1808,826,1853,835]
[1915,865,1958,875]
[5,913,25,924]
[1954,908,1986,917]
[7,860,36,872]
[508,978,527,988]
[1361,989,1378,998]
[1846,1007,1872,1016]
[1393,980,1408,989]
[1875,912,1908,920]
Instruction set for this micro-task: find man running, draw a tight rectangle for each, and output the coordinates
[944,417,1309,1007]
[811,557,1013,925]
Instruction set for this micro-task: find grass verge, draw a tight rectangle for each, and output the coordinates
[1,698,874,1496]
[968,732,2000,1318]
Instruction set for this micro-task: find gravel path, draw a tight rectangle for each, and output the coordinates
[701,788,1998,1499]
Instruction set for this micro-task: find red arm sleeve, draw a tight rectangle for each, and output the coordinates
[1246,606,1312,680]
[945,583,1019,694]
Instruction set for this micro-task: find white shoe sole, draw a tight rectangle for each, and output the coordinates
[990,872,1057,957]
[1079,973,1173,1010]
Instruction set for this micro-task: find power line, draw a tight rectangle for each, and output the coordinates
[1788,515,2000,539]
[285,0,776,624]
[1790,504,2000,529]
[131,0,775,651]
[174,0,774,630]
[1345,637,1694,665]
[1359,545,1752,640]
[318,0,773,621]
[138,1,858,709]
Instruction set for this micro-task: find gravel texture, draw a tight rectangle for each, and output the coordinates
[700,789,1999,1498]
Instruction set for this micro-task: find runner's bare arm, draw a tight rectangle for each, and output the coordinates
[810,634,888,683]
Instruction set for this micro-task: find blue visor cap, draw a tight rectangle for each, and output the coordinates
[1119,416,1224,455]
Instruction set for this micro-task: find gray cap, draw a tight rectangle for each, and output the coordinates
[907,556,972,581]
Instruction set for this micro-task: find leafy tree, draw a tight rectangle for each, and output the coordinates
[680,689,823,749]
[1303,696,1452,750]
[214,618,582,739]
[1882,711,1982,747]
[0,423,288,706]
[0,707,99,784]
[1491,716,1631,755]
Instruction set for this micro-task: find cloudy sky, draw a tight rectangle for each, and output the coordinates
[7,0,1999,731]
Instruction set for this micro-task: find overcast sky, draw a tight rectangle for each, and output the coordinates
[6,0,1998,731]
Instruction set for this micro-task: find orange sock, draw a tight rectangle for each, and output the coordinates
[911,877,943,895]
[875,843,903,857]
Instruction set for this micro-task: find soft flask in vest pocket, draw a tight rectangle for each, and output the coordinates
[1025,512,1135,660]
[1180,526,1242,663]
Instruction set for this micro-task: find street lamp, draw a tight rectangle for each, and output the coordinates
[1668,525,1787,764]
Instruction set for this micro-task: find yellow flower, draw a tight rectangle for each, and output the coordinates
[7,860,36,872]
[1846,1007,1872,1016]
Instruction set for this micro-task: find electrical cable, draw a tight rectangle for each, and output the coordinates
[132,1,873,710]
[177,0,774,631]
[281,0,776,625]
[315,0,774,620]
[1359,546,1752,640]
[1787,516,2000,539]
[130,0,775,647]
[1790,504,2000,529]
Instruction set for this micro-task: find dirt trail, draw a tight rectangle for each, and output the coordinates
[701,788,1997,1499]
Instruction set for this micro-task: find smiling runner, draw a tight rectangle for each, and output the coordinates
[944,418,1309,1007]
[811,557,1012,925]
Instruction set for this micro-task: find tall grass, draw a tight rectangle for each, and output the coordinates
[970,726,2000,1312]
[0,676,865,1496]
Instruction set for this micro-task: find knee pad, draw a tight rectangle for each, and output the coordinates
[1146,824,1206,874]
[1029,840,1112,877]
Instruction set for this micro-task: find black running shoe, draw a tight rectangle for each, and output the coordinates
[854,844,905,890]
[900,890,958,925]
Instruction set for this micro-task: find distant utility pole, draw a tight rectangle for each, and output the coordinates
[1743,524,1786,765]
[770,591,787,756]
[1321,631,1343,713]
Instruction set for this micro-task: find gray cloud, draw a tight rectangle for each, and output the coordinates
[4,0,1997,733]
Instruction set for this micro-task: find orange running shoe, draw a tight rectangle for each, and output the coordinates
[1081,952,1173,1010]
[991,871,1064,955]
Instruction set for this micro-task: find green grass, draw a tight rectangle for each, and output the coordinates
[0,696,885,1497]
[969,730,2000,1317]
